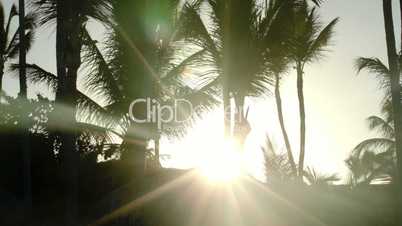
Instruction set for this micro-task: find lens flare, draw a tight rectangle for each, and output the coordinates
[198,139,243,183]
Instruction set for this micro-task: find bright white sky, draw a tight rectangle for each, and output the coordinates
[2,0,400,181]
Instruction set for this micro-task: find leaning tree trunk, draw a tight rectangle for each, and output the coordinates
[56,0,81,225]
[383,0,402,224]
[296,64,306,180]
[274,73,297,175]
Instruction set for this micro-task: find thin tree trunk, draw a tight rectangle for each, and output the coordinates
[19,0,32,216]
[223,0,232,138]
[233,94,247,149]
[18,0,27,98]
[0,62,4,92]
[154,85,160,167]
[154,30,162,167]
[274,73,297,175]
[383,0,402,224]
[155,135,160,165]
[296,64,306,180]
[223,86,231,138]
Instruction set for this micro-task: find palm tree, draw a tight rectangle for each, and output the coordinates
[381,0,402,220]
[263,0,299,174]
[31,0,111,224]
[0,2,34,94]
[382,1,402,220]
[18,0,32,213]
[354,45,402,186]
[347,115,396,186]
[82,0,219,168]
[289,1,338,178]
[382,0,402,171]
[262,136,296,186]
[19,0,26,98]
[177,0,298,144]
[0,0,35,212]
[27,0,218,170]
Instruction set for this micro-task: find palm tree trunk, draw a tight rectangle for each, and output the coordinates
[19,0,32,215]
[18,0,27,98]
[56,1,81,225]
[274,73,297,175]
[296,64,306,180]
[0,60,4,92]
[233,94,246,148]
[400,0,402,50]
[383,0,402,223]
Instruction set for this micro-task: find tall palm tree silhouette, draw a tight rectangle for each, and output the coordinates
[0,2,34,94]
[30,0,111,224]
[288,0,338,178]
[353,31,402,186]
[381,0,402,220]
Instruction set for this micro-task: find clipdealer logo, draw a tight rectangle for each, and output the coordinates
[128,98,202,129]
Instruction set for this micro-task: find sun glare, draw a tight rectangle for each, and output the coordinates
[197,139,244,183]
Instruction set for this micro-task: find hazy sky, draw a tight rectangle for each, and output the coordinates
[2,0,400,180]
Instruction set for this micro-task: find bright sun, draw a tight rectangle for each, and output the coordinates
[197,139,244,183]
[161,110,265,183]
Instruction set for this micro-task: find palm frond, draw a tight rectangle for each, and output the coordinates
[352,138,395,158]
[160,85,220,138]
[5,13,36,58]
[80,0,112,23]
[346,149,395,186]
[176,2,218,54]
[77,122,122,144]
[4,4,18,43]
[7,30,35,59]
[9,63,58,91]
[77,91,118,128]
[355,57,390,89]
[310,0,324,6]
[304,167,339,185]
[366,115,394,139]
[161,48,207,84]
[81,28,122,105]
[30,0,111,26]
[29,0,56,27]
[262,139,296,183]
[305,17,339,63]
